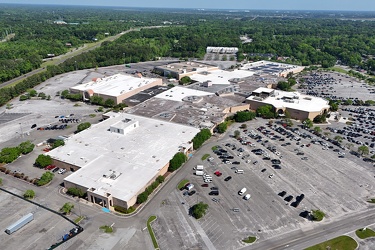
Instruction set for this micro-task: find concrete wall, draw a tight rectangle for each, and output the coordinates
[51,159,80,172]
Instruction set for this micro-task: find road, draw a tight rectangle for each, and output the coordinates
[0,25,165,89]
[248,208,375,250]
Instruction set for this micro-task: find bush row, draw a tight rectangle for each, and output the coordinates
[136,175,165,204]
[114,205,135,214]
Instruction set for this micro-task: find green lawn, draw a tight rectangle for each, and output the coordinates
[147,216,159,249]
[305,236,357,250]
[328,67,348,74]
[367,198,375,203]
[211,146,218,151]
[201,154,210,161]
[355,228,375,239]
[242,236,256,244]
[177,179,189,190]
[74,216,85,224]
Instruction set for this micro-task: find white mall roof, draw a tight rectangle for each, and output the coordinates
[154,86,214,102]
[47,113,199,202]
[247,88,330,112]
[70,74,159,97]
[191,69,254,85]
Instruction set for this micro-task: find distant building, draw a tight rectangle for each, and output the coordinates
[69,74,162,105]
[241,61,305,77]
[246,87,330,121]
[154,61,218,80]
[206,47,239,54]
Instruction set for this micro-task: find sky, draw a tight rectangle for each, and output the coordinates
[0,0,374,11]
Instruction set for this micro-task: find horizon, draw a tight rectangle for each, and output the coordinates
[0,0,375,12]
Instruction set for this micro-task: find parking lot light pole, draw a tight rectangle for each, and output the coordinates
[19,123,23,137]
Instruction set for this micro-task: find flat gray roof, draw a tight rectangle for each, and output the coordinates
[47,113,199,202]
[70,73,159,97]
[247,88,330,112]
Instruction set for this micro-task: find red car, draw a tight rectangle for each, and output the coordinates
[45,165,56,170]
[214,171,222,177]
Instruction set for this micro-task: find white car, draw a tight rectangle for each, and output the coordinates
[204,179,212,183]
[58,168,66,174]
[244,194,251,200]
[238,188,247,195]
[269,174,274,178]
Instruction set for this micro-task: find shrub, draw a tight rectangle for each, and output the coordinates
[36,172,54,186]
[77,122,91,133]
[18,141,35,154]
[137,192,149,204]
[0,166,6,172]
[311,209,325,221]
[24,189,35,199]
[114,205,135,214]
[67,187,85,198]
[0,147,21,163]
[156,175,165,183]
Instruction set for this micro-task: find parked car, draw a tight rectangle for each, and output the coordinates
[52,167,60,173]
[224,176,232,181]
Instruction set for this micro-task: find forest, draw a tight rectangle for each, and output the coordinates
[0,4,375,106]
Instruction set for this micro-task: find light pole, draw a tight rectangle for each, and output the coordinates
[19,123,23,137]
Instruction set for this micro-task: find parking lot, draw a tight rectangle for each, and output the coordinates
[0,187,77,250]
[151,118,375,249]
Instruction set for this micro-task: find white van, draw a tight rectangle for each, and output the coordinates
[235,169,244,174]
[238,188,247,195]
[244,194,251,200]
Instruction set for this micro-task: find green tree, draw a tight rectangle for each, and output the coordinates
[61,90,69,98]
[240,124,247,129]
[330,102,339,111]
[35,154,52,168]
[233,111,256,122]
[136,192,149,204]
[216,122,228,134]
[156,175,165,183]
[344,99,353,105]
[28,89,38,97]
[192,202,209,219]
[234,130,240,139]
[169,152,187,172]
[277,81,291,91]
[311,209,325,221]
[256,105,275,119]
[192,129,212,150]
[303,118,313,129]
[334,136,343,143]
[77,122,91,133]
[358,145,369,156]
[36,172,54,186]
[284,118,293,127]
[60,202,74,215]
[90,96,104,105]
[23,189,35,199]
[313,114,327,123]
[314,126,322,134]
[104,98,115,108]
[179,76,192,85]
[0,147,21,163]
[52,139,65,149]
[365,100,375,106]
[18,141,35,154]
